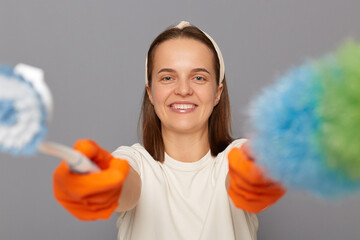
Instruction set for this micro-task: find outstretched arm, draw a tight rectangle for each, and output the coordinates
[116,165,141,212]
[226,141,286,213]
[53,139,141,220]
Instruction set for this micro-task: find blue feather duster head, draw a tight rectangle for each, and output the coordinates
[0,64,48,154]
[248,41,360,198]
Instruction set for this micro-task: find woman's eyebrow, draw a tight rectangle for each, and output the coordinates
[157,68,211,75]
[157,68,176,74]
[191,68,211,75]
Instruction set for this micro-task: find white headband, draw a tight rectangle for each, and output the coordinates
[145,21,225,85]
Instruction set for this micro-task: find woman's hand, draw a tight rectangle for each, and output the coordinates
[227,142,286,213]
[53,139,130,220]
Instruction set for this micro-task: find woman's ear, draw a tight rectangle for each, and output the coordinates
[215,83,223,105]
[146,84,153,104]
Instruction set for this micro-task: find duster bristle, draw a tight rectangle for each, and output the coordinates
[248,40,360,198]
[0,65,48,154]
[320,41,360,180]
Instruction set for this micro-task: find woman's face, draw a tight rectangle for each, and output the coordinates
[147,38,223,135]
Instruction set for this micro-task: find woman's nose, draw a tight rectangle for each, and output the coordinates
[174,78,193,96]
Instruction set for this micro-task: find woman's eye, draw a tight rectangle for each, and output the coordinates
[162,76,173,81]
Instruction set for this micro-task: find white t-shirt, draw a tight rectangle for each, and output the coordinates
[112,139,258,240]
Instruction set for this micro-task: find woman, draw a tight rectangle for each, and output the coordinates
[53,21,285,240]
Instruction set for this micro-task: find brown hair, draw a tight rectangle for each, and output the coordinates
[139,24,233,162]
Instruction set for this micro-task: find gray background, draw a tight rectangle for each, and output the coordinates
[1,0,360,239]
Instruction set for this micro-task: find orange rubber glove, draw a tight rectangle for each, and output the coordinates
[227,143,286,213]
[53,139,130,220]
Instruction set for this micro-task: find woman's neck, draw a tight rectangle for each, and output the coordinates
[162,128,210,163]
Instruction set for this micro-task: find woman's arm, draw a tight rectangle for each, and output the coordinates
[115,166,141,212]
[226,142,286,213]
[53,139,141,220]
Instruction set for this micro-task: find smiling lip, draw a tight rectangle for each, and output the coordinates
[169,102,197,113]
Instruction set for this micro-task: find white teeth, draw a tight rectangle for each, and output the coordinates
[171,104,195,110]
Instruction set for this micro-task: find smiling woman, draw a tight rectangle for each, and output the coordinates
[146,38,223,160]
[143,23,231,162]
[52,21,286,240]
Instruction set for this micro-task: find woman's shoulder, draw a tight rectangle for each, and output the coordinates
[224,138,248,152]
[112,143,156,162]
[214,138,247,162]
[113,143,147,156]
[112,143,155,174]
